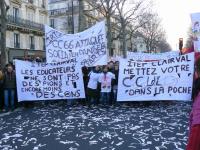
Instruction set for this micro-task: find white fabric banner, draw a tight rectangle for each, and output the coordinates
[16,60,85,101]
[45,21,107,67]
[191,13,200,52]
[117,53,194,101]
[127,51,180,61]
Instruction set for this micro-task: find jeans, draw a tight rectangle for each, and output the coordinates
[100,92,110,105]
[4,89,15,110]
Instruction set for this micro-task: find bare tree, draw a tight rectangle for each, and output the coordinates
[85,0,117,56]
[185,26,194,48]
[111,0,153,58]
[0,0,9,68]
[139,13,167,53]
[78,0,86,32]
[157,40,172,52]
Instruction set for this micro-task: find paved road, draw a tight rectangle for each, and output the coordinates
[0,101,191,150]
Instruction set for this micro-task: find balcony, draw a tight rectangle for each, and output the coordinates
[7,15,44,32]
[49,6,79,16]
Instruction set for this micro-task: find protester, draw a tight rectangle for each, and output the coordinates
[107,61,114,73]
[82,66,89,105]
[99,65,115,105]
[3,64,16,111]
[86,66,101,107]
[112,61,119,104]
[186,58,200,150]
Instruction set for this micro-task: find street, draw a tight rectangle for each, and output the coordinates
[0,101,191,150]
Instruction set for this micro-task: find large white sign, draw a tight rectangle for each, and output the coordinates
[16,60,85,101]
[45,21,107,67]
[127,51,180,61]
[117,53,194,101]
[191,13,200,52]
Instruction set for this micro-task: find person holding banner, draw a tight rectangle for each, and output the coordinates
[112,62,119,104]
[87,66,101,107]
[2,64,16,111]
[186,58,200,150]
[99,66,115,105]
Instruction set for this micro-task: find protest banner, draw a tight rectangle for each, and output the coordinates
[117,52,194,101]
[127,51,179,61]
[45,21,107,67]
[191,13,200,52]
[15,59,85,101]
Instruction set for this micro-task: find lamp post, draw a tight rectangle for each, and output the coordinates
[71,0,74,34]
[179,38,183,55]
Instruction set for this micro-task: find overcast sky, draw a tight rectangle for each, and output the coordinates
[154,0,200,50]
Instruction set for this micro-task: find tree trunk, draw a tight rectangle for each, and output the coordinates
[78,0,86,32]
[121,19,127,58]
[0,0,8,68]
[106,15,112,56]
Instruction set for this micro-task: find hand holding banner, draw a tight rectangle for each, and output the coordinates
[117,53,194,101]
[45,21,108,67]
[16,59,85,101]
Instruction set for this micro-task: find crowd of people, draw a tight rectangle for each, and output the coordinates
[83,61,119,107]
[1,57,200,149]
[0,59,119,111]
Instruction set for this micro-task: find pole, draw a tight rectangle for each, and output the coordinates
[71,0,74,34]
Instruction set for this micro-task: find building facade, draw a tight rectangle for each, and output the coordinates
[130,36,147,53]
[48,0,101,33]
[4,0,48,61]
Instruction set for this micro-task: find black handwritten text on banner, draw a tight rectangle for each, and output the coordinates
[16,60,85,101]
[117,53,194,101]
[45,21,107,67]
[127,51,179,61]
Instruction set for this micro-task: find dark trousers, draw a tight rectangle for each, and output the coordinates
[4,89,15,110]
[100,92,110,105]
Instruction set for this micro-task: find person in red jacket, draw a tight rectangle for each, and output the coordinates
[186,58,200,150]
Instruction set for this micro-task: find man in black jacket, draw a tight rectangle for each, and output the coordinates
[3,64,16,111]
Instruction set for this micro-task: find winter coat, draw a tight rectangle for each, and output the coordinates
[190,92,200,131]
[3,71,16,89]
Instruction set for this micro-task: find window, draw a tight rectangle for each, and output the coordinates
[40,14,46,24]
[14,33,20,48]
[27,9,35,22]
[28,0,33,4]
[13,7,19,22]
[42,0,45,8]
[29,36,35,50]
[68,15,72,27]
[50,19,55,28]
[43,38,45,50]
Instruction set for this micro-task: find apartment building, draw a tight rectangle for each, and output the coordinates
[4,0,48,61]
